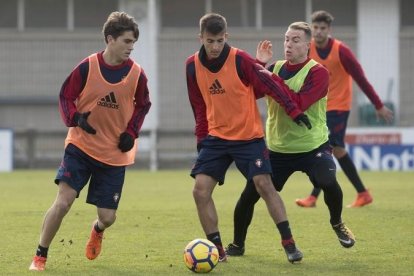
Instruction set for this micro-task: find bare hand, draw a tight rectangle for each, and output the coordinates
[256,40,273,64]
[376,105,394,124]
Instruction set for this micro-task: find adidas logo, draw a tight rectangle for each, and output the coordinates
[209,79,226,94]
[97,91,119,109]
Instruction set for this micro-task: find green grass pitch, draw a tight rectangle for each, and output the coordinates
[0,169,413,275]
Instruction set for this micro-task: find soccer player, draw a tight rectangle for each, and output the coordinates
[29,12,151,271]
[295,10,393,208]
[186,13,311,263]
[226,22,355,257]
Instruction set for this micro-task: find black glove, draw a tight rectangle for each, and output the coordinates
[294,113,312,129]
[118,132,135,152]
[74,111,96,134]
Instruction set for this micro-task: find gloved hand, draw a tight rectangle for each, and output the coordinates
[118,132,135,152]
[294,113,312,129]
[74,112,96,134]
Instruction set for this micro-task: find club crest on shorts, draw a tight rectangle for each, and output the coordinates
[255,159,263,168]
[113,193,120,203]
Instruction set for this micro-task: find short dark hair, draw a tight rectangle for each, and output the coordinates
[199,13,227,35]
[102,11,139,43]
[288,22,312,41]
[311,10,334,26]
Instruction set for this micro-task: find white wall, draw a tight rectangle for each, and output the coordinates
[357,0,399,121]
[120,0,159,170]
[120,0,159,131]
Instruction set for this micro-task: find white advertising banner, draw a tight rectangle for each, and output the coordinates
[345,128,414,171]
[0,129,13,172]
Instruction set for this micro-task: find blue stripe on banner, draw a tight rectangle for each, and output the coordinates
[347,144,414,171]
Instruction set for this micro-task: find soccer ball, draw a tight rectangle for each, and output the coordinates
[183,238,219,273]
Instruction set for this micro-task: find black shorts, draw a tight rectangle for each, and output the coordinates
[55,143,126,209]
[269,142,336,191]
[191,136,272,185]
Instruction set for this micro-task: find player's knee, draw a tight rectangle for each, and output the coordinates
[100,215,116,228]
[333,147,347,159]
[192,186,203,201]
[313,161,337,189]
[252,175,274,196]
[192,184,210,203]
[53,199,73,216]
[97,207,117,227]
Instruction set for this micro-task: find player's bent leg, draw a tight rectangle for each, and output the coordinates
[311,157,357,248]
[252,174,287,223]
[192,174,219,234]
[29,182,77,271]
[85,209,116,260]
[227,181,260,256]
[40,182,78,246]
[192,175,227,261]
[253,175,302,263]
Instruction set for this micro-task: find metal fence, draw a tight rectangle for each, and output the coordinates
[13,129,197,170]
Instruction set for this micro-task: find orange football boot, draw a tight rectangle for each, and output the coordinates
[347,190,373,208]
[85,223,104,260]
[29,256,47,271]
[295,195,317,208]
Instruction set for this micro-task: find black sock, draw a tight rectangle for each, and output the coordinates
[276,221,292,241]
[94,222,104,233]
[338,154,366,193]
[207,232,223,248]
[36,245,48,258]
